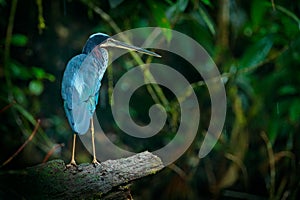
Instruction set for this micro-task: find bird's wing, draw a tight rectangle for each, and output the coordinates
[61,48,108,135]
[62,54,88,134]
[61,54,86,107]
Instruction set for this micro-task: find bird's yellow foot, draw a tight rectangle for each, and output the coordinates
[66,160,77,168]
[92,158,100,167]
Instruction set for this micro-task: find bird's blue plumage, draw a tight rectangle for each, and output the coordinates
[62,47,108,135]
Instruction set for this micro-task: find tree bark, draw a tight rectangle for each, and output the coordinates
[0,151,164,199]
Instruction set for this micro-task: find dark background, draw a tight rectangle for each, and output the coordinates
[1,0,300,199]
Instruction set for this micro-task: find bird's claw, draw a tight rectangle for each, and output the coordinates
[92,159,101,167]
[66,161,77,169]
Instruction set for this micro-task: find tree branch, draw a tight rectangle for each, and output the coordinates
[0,151,164,199]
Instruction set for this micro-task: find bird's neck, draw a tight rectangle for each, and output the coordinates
[90,47,109,71]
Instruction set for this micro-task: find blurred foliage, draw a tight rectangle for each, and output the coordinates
[0,0,300,199]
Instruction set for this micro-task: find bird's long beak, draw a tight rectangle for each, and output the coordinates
[100,38,161,57]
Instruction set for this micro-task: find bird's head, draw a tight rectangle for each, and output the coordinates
[82,32,161,57]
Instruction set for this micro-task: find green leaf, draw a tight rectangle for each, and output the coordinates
[268,118,280,144]
[275,4,300,30]
[201,0,212,7]
[13,87,27,105]
[148,0,172,42]
[11,34,28,46]
[0,0,6,6]
[108,0,124,8]
[14,104,36,125]
[251,0,268,28]
[166,0,188,18]
[29,80,44,95]
[178,0,188,12]
[10,61,32,80]
[45,73,56,82]
[198,5,215,35]
[239,36,273,69]
[32,67,55,81]
[32,67,46,79]
[289,100,300,123]
[166,4,176,19]
[278,85,297,96]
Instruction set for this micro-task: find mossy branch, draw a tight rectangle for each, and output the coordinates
[0,151,164,199]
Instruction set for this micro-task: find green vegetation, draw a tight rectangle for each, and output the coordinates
[1,0,299,199]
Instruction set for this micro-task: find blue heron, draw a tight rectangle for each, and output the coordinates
[61,33,160,166]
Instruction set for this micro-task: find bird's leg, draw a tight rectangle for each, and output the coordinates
[66,133,77,168]
[91,118,100,166]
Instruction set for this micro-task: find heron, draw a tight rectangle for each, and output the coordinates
[61,33,160,166]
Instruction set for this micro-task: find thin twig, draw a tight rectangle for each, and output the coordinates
[168,163,187,180]
[271,0,276,11]
[4,0,18,101]
[36,0,46,34]
[237,46,288,75]
[225,153,248,189]
[1,119,41,167]
[0,100,16,113]
[42,143,65,163]
[204,158,217,186]
[214,0,230,64]
[261,132,276,199]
